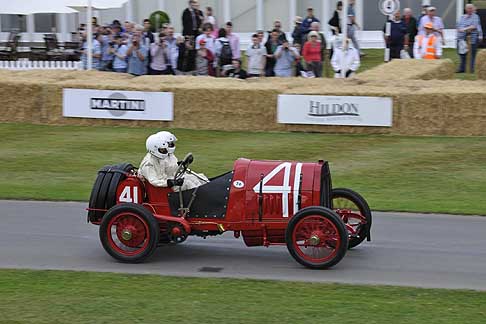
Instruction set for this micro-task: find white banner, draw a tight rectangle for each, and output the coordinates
[278,95,393,127]
[62,89,174,121]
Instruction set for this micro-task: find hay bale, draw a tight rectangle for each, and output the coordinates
[358,59,455,81]
[475,50,486,80]
[172,87,280,131]
[38,74,282,131]
[0,81,44,123]
[2,70,486,136]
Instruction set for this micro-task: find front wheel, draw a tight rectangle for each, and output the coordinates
[286,206,348,269]
[331,188,372,249]
[99,203,159,263]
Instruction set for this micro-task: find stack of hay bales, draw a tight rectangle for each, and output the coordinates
[0,70,134,125]
[1,61,486,136]
[358,59,455,81]
[476,50,486,80]
[132,76,284,131]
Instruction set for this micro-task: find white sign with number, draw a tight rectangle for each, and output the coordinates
[379,0,400,16]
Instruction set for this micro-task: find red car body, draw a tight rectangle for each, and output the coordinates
[87,157,371,268]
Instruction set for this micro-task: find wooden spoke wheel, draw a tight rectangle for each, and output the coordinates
[100,203,159,263]
[286,207,348,269]
[332,188,372,249]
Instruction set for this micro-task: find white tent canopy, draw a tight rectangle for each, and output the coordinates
[0,0,127,14]
[67,0,128,70]
[0,1,77,14]
[0,0,127,69]
[67,0,127,10]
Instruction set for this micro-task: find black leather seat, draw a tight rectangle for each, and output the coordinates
[168,171,233,218]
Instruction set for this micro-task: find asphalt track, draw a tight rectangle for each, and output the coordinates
[1,200,485,291]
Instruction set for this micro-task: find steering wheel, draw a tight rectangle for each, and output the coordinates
[173,153,194,181]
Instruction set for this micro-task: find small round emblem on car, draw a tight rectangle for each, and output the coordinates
[233,180,245,188]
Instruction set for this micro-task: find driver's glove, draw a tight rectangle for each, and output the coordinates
[167,178,184,188]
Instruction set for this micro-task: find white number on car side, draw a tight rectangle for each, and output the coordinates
[252,162,303,218]
[119,186,139,203]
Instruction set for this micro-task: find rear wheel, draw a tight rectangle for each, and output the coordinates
[99,203,159,263]
[286,206,348,269]
[331,188,372,249]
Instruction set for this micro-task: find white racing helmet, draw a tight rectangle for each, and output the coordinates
[156,131,177,154]
[146,131,177,159]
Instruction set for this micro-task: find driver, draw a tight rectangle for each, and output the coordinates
[138,131,208,191]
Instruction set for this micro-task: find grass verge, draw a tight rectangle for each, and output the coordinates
[0,269,485,324]
[0,123,485,215]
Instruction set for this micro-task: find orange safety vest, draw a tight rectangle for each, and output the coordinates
[417,35,437,60]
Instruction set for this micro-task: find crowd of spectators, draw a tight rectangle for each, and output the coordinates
[79,0,366,79]
[80,1,486,79]
[383,3,483,73]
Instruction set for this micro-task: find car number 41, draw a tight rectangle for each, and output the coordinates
[119,186,139,204]
[252,162,303,217]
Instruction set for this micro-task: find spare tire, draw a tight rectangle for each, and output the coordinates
[87,166,110,223]
[106,162,134,209]
[88,163,134,223]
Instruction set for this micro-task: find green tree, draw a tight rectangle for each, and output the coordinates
[149,11,171,32]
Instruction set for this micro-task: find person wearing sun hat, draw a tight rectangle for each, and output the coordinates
[331,36,360,78]
[195,38,215,76]
[418,6,445,45]
[301,7,320,39]
[303,31,324,77]
[292,16,304,46]
[414,22,442,60]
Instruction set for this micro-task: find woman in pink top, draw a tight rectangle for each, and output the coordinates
[302,31,323,77]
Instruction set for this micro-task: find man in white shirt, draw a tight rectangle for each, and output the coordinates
[331,37,360,78]
[162,25,179,75]
[274,40,300,77]
[225,22,240,59]
[110,35,129,73]
[81,32,102,70]
[246,33,267,77]
[195,23,216,53]
[150,33,170,74]
[418,7,445,45]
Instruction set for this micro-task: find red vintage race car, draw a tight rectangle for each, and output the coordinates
[87,154,372,269]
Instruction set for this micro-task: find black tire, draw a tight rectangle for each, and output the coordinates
[88,166,109,222]
[106,163,134,209]
[97,172,114,211]
[286,206,348,269]
[331,188,372,249]
[88,163,134,223]
[99,203,159,263]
